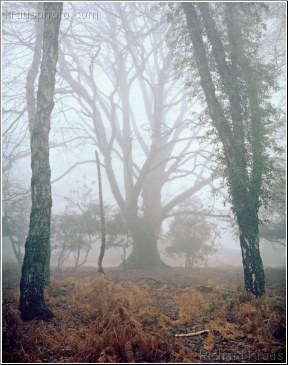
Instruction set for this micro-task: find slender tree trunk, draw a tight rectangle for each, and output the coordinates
[190,256,195,269]
[19,2,62,321]
[72,240,92,271]
[26,2,44,134]
[10,235,23,268]
[96,150,106,274]
[74,243,81,270]
[57,241,67,272]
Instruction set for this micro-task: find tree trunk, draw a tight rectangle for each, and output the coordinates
[19,2,62,321]
[124,217,168,269]
[96,150,106,274]
[182,3,266,296]
[123,149,169,269]
[237,212,265,297]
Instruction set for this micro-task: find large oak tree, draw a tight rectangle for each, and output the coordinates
[55,3,216,268]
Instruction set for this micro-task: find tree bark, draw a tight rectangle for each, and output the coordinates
[237,210,265,297]
[182,3,266,296]
[19,2,62,321]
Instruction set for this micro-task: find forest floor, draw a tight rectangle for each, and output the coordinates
[2,264,286,363]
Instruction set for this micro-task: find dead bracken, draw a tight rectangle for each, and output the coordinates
[2,266,286,363]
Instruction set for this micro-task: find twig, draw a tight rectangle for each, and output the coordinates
[175,330,209,337]
[219,288,236,293]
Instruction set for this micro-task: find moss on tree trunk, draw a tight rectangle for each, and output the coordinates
[182,2,268,296]
[237,211,265,297]
[19,2,62,321]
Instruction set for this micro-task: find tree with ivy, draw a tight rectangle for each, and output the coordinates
[165,2,283,296]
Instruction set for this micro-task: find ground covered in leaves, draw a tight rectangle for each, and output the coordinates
[2,265,286,363]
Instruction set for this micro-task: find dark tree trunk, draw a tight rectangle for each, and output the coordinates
[182,2,266,296]
[237,211,265,297]
[19,2,62,321]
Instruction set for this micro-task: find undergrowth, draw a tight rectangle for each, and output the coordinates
[2,276,194,363]
[2,269,286,363]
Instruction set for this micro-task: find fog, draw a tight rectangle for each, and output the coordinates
[2,3,287,362]
[2,2,286,274]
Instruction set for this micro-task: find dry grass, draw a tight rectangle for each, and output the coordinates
[2,267,286,363]
[2,275,194,363]
[173,289,210,324]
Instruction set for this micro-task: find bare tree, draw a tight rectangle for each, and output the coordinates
[55,3,215,268]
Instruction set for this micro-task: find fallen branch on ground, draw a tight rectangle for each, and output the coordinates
[174,330,209,337]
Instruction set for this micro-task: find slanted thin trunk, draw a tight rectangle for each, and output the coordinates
[10,235,23,268]
[96,150,106,273]
[72,238,93,271]
[19,2,62,321]
[57,245,71,273]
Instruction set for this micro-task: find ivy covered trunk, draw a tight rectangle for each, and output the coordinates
[237,211,265,297]
[19,2,62,321]
[181,3,272,296]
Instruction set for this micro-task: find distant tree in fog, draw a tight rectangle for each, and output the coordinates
[259,158,286,246]
[52,208,99,271]
[165,210,217,269]
[2,184,30,267]
[3,2,216,270]
[55,3,216,269]
[51,185,132,271]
